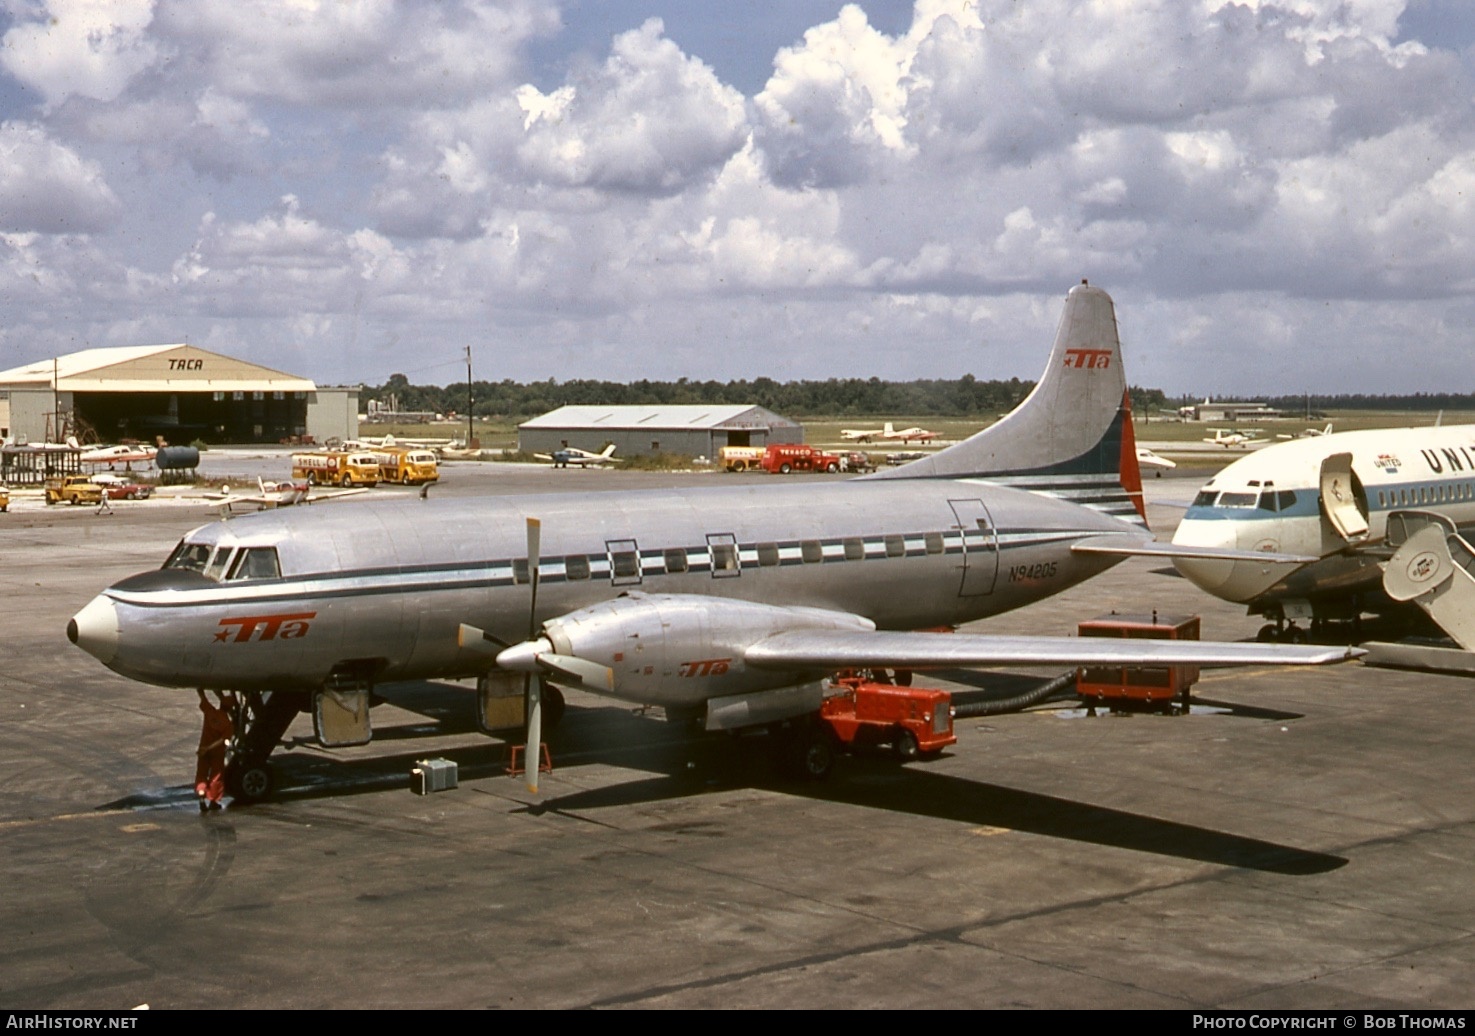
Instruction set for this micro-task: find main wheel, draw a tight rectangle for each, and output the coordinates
[226,759,275,803]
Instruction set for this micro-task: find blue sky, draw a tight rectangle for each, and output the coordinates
[2,1,1475,397]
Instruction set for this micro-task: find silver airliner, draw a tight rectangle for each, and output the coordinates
[68,282,1354,799]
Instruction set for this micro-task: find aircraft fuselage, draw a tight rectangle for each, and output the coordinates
[1173,426,1475,614]
[71,478,1135,705]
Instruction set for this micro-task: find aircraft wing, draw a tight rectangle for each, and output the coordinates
[744,629,1360,670]
[1070,533,1322,565]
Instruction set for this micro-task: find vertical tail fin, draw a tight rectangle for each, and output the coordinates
[869,281,1145,524]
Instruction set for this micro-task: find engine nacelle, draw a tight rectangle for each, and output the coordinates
[539,592,874,708]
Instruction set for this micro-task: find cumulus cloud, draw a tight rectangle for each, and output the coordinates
[2,0,1475,392]
[154,0,557,109]
[512,19,748,193]
[0,121,120,232]
[0,0,164,106]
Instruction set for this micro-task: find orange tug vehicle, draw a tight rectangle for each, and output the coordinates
[820,675,957,761]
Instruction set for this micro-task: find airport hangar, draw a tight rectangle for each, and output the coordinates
[0,344,359,447]
[519,404,804,459]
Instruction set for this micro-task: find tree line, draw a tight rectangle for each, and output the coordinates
[369,372,1172,420]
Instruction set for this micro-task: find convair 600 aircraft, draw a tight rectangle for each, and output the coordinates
[1173,423,1475,639]
[68,283,1353,799]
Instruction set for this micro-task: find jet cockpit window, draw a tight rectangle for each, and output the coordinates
[1216,492,1259,508]
[226,547,281,582]
[1257,492,1278,512]
[1192,490,1218,508]
[164,541,212,573]
[1277,491,1297,510]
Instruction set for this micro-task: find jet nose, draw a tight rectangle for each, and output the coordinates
[1170,518,1239,597]
[68,595,120,665]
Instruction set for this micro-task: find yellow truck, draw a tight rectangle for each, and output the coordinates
[718,445,767,472]
[370,447,440,486]
[45,475,104,506]
[291,451,381,487]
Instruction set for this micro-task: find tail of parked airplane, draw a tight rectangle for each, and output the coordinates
[869,280,1145,524]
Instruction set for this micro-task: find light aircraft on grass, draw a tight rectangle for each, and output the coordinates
[841,423,940,444]
[536,444,619,468]
[1202,428,1263,448]
[67,282,1356,801]
[1172,422,1475,643]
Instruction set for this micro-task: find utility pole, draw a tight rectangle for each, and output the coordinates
[465,345,474,449]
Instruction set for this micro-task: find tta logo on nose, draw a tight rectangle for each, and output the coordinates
[215,612,317,643]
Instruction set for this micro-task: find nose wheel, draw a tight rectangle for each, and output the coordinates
[223,690,307,803]
[225,759,276,803]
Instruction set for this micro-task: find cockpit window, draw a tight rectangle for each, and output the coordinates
[226,547,282,581]
[1216,492,1259,508]
[164,541,212,572]
[1192,490,1218,507]
[205,549,235,581]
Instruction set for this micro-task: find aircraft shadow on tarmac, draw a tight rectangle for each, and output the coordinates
[101,676,1344,877]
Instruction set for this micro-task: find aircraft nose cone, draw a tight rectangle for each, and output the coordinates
[68,595,120,665]
[1170,519,1239,596]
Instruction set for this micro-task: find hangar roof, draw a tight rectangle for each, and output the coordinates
[520,404,799,431]
[0,344,316,393]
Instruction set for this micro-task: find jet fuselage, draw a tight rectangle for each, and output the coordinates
[1173,426,1475,613]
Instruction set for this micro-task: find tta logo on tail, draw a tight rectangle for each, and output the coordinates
[1063,348,1112,369]
[215,612,317,643]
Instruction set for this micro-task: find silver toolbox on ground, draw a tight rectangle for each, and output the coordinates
[411,757,458,795]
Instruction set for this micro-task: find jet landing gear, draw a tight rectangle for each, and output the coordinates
[223,690,309,804]
[1257,621,1308,644]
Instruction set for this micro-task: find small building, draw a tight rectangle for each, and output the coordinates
[0,345,358,446]
[519,404,803,460]
[1178,400,1283,422]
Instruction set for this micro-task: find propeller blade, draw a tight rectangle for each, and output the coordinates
[525,674,543,794]
[538,652,615,693]
[526,517,542,640]
[457,623,509,653]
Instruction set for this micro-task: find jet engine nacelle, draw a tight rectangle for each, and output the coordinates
[535,592,874,708]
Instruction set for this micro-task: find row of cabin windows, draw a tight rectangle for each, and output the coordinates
[170,530,957,586]
[513,533,951,583]
[1377,483,1475,508]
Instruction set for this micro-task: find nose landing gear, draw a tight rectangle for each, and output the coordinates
[222,690,308,804]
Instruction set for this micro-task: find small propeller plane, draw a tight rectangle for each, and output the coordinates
[1202,428,1263,448]
[880,422,940,444]
[536,444,619,468]
[68,282,1356,801]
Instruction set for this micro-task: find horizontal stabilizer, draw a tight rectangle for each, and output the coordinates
[744,629,1361,670]
[1071,534,1321,565]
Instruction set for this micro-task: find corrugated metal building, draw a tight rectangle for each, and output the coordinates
[0,344,359,446]
[519,404,803,459]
